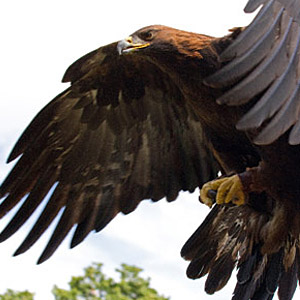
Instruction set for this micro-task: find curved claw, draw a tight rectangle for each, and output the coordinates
[200,175,246,208]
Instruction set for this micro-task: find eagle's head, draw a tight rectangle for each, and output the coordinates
[116,25,221,81]
[117,25,214,59]
[117,25,171,55]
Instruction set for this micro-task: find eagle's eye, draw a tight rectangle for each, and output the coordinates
[140,30,154,41]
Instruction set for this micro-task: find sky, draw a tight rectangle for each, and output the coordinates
[0,1,299,300]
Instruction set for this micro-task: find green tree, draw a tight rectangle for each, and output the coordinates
[53,262,169,300]
[0,263,168,300]
[0,289,34,300]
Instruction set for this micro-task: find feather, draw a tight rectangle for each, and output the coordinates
[219,0,278,62]
[14,183,69,256]
[217,13,293,106]
[244,0,269,13]
[37,191,86,264]
[181,205,221,260]
[278,258,298,300]
[0,165,58,243]
[205,253,236,294]
[204,3,282,88]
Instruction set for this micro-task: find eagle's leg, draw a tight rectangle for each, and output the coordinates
[200,165,265,208]
[200,175,246,207]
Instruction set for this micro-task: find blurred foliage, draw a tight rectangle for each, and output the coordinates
[0,289,34,300]
[0,263,169,300]
[53,262,169,300]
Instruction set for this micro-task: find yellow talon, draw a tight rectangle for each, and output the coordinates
[200,175,246,207]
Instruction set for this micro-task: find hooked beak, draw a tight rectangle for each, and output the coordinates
[117,36,150,55]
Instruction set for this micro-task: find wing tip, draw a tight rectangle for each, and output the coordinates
[70,236,81,249]
[36,251,51,265]
[61,70,72,83]
[6,150,19,164]
[244,0,265,13]
[13,247,25,257]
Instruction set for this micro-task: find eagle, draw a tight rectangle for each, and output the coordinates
[1,1,300,299]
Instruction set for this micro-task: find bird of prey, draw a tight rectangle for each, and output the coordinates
[1,0,300,299]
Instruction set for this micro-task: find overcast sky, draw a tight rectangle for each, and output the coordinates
[0,1,299,300]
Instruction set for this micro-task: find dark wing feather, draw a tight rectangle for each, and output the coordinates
[0,42,218,263]
[205,0,300,145]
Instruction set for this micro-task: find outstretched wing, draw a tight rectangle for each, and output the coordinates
[205,0,300,145]
[0,42,218,263]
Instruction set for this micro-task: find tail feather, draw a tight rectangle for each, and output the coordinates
[233,247,266,300]
[181,203,299,300]
[185,244,217,279]
[265,250,283,294]
[234,248,283,300]
[278,257,298,300]
[236,246,258,285]
[205,252,236,294]
[181,205,220,261]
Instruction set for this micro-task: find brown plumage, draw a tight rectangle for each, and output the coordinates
[1,1,300,299]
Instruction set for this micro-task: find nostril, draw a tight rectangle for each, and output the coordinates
[125,36,133,43]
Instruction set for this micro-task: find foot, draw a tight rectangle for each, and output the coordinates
[200,175,246,208]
